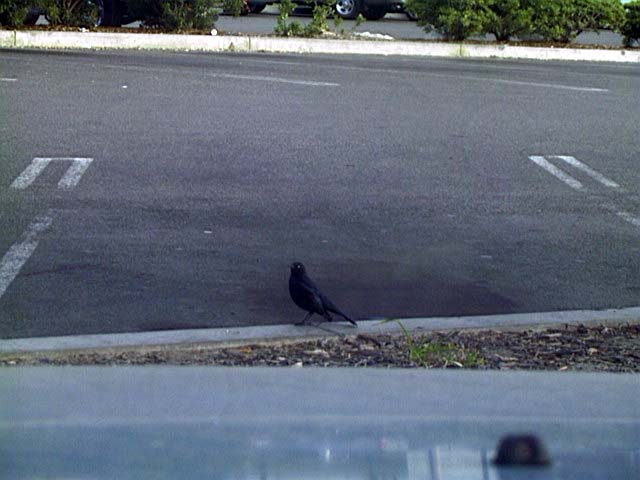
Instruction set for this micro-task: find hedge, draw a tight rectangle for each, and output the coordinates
[407,0,628,43]
[620,0,640,46]
[0,0,38,26]
[530,0,626,43]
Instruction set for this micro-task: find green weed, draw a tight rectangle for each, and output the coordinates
[390,319,485,368]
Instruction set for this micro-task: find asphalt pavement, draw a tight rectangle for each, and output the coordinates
[0,49,639,339]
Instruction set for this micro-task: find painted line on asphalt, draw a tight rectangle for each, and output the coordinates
[1,306,639,353]
[602,204,640,229]
[10,158,51,189]
[11,157,94,190]
[207,72,339,87]
[478,78,608,93]
[554,155,620,189]
[0,211,55,300]
[227,55,639,74]
[56,158,93,189]
[615,210,640,228]
[0,77,17,82]
[528,156,637,230]
[100,63,339,87]
[528,156,584,191]
[8,52,606,93]
[224,58,609,93]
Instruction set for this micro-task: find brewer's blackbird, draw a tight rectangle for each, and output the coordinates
[289,262,357,327]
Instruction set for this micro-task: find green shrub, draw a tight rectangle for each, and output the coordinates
[620,0,640,46]
[0,0,37,26]
[223,0,245,16]
[41,0,99,26]
[274,0,303,36]
[125,0,219,30]
[332,10,364,35]
[303,2,333,36]
[406,0,491,40]
[485,0,533,41]
[530,0,626,43]
[275,0,364,38]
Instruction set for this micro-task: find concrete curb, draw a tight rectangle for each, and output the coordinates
[1,30,639,62]
[1,306,638,353]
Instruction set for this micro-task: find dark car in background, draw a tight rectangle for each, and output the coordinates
[6,0,409,27]
[251,0,406,20]
[90,0,405,25]
[92,0,132,26]
[4,0,134,27]
[299,0,406,20]
[329,0,406,20]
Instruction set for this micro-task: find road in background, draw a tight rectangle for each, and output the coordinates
[214,7,626,45]
[0,50,639,338]
[33,8,626,45]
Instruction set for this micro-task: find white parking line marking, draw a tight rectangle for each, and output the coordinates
[10,158,52,189]
[0,211,55,300]
[554,156,620,189]
[208,73,339,87]
[0,78,17,82]
[11,157,94,190]
[602,204,640,229]
[615,211,640,228]
[482,78,608,93]
[57,158,93,189]
[214,58,609,92]
[528,156,584,191]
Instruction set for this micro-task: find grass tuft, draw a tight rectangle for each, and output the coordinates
[392,319,485,368]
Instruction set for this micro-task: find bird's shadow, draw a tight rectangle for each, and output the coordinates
[296,321,356,337]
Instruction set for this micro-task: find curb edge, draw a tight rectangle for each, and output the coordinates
[2,306,639,354]
[1,30,639,62]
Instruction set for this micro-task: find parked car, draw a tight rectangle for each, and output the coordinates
[72,0,132,27]
[8,0,406,26]
[0,6,40,25]
[334,0,395,20]
[248,0,406,20]
[87,0,285,25]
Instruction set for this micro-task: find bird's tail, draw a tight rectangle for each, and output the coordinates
[324,310,357,327]
[322,296,357,327]
[342,314,357,327]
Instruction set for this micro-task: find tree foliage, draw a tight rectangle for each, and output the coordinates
[0,0,36,26]
[407,0,627,43]
[125,0,219,30]
[485,0,533,42]
[530,0,626,43]
[406,0,490,40]
[41,0,99,27]
[620,0,640,46]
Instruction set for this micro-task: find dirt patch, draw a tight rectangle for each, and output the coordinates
[2,323,638,371]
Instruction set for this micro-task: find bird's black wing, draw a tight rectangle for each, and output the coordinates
[290,277,325,315]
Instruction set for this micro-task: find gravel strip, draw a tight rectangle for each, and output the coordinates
[1,323,638,371]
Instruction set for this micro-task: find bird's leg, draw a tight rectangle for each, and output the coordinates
[295,311,314,326]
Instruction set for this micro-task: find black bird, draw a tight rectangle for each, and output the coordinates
[289,262,357,327]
